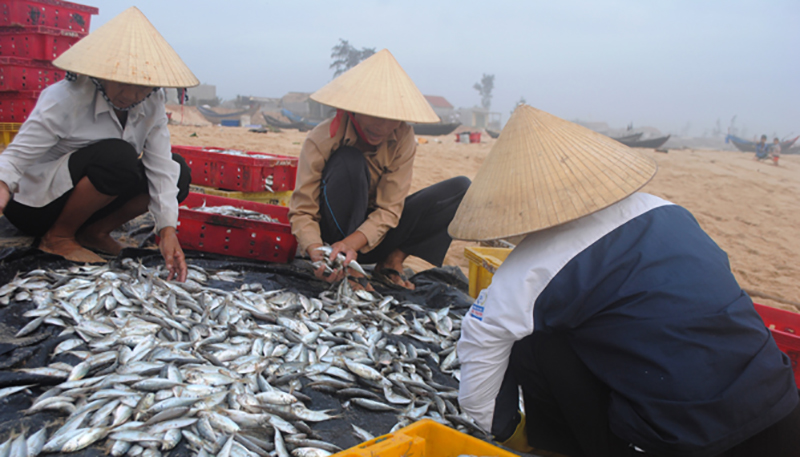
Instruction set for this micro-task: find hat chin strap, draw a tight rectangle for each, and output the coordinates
[89,77,158,112]
[329,109,369,142]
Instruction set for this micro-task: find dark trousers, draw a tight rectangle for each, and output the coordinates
[318,146,470,267]
[507,332,800,457]
[5,139,191,237]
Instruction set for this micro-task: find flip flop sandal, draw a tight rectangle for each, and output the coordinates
[347,275,372,291]
[373,267,412,290]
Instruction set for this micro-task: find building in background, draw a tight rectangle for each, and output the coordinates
[165,84,217,105]
[423,95,455,122]
[457,106,501,130]
[281,92,335,121]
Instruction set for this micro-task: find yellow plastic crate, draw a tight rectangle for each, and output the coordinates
[0,122,21,146]
[332,419,516,457]
[464,246,512,299]
[189,184,292,207]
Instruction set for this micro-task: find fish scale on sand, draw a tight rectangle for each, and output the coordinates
[0,257,480,456]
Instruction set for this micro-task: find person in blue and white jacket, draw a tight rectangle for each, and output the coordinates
[448,105,799,457]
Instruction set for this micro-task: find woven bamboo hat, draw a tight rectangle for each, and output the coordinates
[448,104,657,241]
[310,49,439,124]
[53,7,199,88]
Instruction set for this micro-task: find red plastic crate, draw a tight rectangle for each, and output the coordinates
[754,303,800,388]
[0,89,39,122]
[0,56,64,91]
[0,26,83,60]
[176,192,297,264]
[0,0,97,33]
[172,145,298,193]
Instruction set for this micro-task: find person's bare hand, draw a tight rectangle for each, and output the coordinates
[329,240,358,268]
[0,181,11,214]
[307,243,326,263]
[307,241,360,283]
[308,243,341,282]
[159,227,187,282]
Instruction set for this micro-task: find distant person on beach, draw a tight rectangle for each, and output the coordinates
[755,134,770,160]
[771,137,782,166]
[0,7,196,281]
[288,50,470,290]
[452,105,800,457]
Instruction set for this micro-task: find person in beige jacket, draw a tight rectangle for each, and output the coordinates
[289,50,469,290]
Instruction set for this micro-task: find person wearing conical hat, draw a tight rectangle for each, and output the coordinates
[288,49,470,290]
[0,7,198,281]
[453,105,799,456]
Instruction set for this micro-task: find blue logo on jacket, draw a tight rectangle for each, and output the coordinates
[470,290,487,321]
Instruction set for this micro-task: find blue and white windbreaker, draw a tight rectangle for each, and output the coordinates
[458,193,797,457]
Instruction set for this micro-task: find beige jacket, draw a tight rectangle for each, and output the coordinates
[288,115,416,254]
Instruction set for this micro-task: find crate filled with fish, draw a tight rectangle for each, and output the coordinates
[189,184,293,207]
[0,251,479,456]
[176,192,297,263]
[172,145,298,193]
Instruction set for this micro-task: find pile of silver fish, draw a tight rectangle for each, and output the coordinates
[187,205,281,224]
[0,258,477,456]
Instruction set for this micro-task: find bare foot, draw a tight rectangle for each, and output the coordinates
[348,269,375,292]
[76,230,124,256]
[376,249,415,290]
[39,234,106,263]
[375,265,415,290]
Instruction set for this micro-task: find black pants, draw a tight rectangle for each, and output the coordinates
[506,332,800,457]
[318,146,470,267]
[5,139,191,237]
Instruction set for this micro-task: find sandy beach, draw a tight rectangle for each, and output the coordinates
[167,120,800,313]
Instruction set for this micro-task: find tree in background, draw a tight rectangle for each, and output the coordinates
[473,74,495,110]
[330,39,376,77]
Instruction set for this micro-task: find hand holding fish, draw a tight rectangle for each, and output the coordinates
[159,226,187,282]
[309,237,367,284]
[329,240,358,270]
[308,243,345,282]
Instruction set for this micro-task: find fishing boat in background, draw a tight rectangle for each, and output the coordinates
[620,135,671,149]
[409,122,461,136]
[197,103,261,125]
[263,113,311,131]
[485,128,500,139]
[612,132,643,143]
[725,135,800,153]
[281,108,320,129]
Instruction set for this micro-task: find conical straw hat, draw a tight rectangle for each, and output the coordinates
[310,49,439,124]
[53,7,199,88]
[449,104,657,241]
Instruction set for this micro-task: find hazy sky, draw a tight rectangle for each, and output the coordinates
[94,1,799,138]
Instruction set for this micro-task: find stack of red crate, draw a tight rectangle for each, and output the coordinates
[0,0,97,123]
